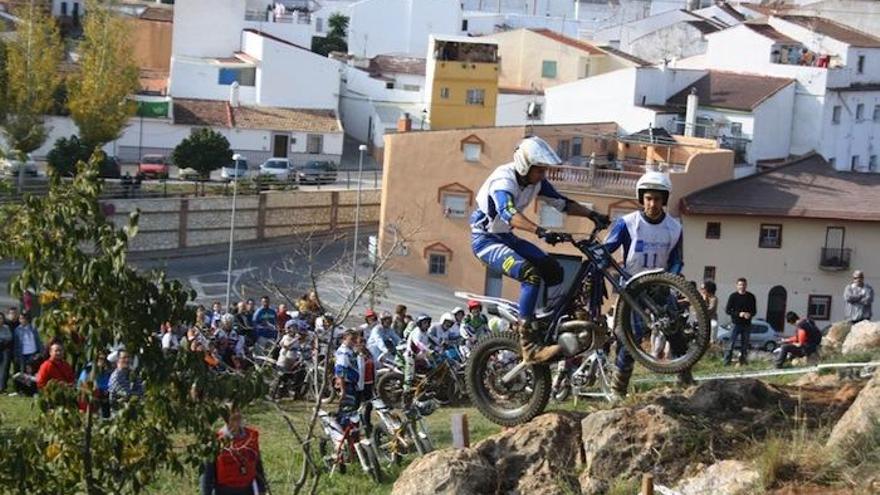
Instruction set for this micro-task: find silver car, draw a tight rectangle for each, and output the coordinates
[221,155,250,181]
[716,318,782,351]
[258,158,294,182]
[0,153,38,177]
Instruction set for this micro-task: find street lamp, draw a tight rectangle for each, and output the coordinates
[225,154,244,309]
[352,144,367,284]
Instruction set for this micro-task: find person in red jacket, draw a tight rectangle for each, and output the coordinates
[201,404,268,495]
[36,342,74,390]
[775,312,820,368]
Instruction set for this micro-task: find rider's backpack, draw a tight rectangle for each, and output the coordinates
[800,318,822,353]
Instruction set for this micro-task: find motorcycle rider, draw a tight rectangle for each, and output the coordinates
[604,170,693,398]
[402,315,433,402]
[470,136,610,363]
[427,313,456,353]
[462,300,489,343]
[367,311,401,368]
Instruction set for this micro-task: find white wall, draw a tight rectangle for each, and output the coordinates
[348,0,462,58]
[750,82,796,162]
[628,23,708,63]
[821,90,880,171]
[496,93,546,126]
[169,58,259,103]
[592,9,691,49]
[343,66,424,103]
[172,0,246,58]
[242,31,342,110]
[242,19,315,49]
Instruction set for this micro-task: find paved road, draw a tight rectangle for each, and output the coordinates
[0,230,464,322]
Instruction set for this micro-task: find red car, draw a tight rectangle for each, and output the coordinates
[137,154,169,179]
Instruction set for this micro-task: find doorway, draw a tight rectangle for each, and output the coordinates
[766,286,787,333]
[272,134,289,158]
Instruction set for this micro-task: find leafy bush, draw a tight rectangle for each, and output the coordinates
[171,128,231,179]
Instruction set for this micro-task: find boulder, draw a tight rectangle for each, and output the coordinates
[791,372,839,388]
[476,412,584,494]
[390,448,496,495]
[826,370,880,453]
[841,320,880,354]
[581,404,692,483]
[675,460,761,495]
[578,474,609,495]
[823,321,852,351]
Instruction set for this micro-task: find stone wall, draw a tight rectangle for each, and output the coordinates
[102,190,381,252]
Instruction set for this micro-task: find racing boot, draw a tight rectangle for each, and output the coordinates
[609,365,632,403]
[518,319,561,364]
[676,369,696,388]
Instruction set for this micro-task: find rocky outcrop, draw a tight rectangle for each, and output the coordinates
[841,320,880,354]
[390,448,496,495]
[826,370,880,453]
[823,321,852,351]
[675,460,761,495]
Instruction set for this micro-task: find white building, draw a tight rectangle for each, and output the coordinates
[544,66,796,165]
[347,0,462,58]
[679,15,880,172]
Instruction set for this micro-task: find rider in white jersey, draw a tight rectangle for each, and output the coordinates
[470,136,610,362]
[603,171,693,397]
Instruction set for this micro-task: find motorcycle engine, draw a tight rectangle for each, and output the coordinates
[557,320,608,357]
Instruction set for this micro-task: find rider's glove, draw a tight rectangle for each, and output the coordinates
[588,211,611,230]
[535,227,564,245]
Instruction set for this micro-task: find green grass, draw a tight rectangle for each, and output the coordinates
[0,394,502,494]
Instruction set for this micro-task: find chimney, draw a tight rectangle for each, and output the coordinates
[229,81,240,108]
[684,87,698,137]
[397,112,412,133]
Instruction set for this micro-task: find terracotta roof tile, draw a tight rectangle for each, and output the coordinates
[778,15,880,48]
[173,98,341,132]
[685,19,722,34]
[139,6,172,23]
[681,154,880,221]
[744,23,799,44]
[667,70,794,111]
[597,45,651,67]
[528,28,604,55]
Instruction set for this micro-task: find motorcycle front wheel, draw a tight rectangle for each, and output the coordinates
[465,331,552,427]
[615,271,711,374]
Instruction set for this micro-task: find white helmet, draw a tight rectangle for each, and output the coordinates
[636,171,672,205]
[513,136,563,176]
[440,312,455,325]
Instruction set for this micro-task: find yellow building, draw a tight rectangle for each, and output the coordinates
[425,35,500,130]
[680,154,880,330]
[379,123,733,300]
[478,28,648,92]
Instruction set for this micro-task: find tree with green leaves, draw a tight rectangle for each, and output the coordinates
[171,128,233,179]
[68,0,139,148]
[0,156,265,494]
[311,13,348,56]
[0,0,63,154]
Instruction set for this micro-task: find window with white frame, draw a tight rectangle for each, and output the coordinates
[466,89,485,105]
[463,142,481,162]
[759,223,782,248]
[428,253,447,275]
[539,201,564,228]
[542,60,557,78]
[857,55,865,74]
[808,295,832,321]
[874,104,880,122]
[730,122,742,136]
[440,87,450,99]
[856,103,865,120]
[870,155,878,171]
[441,193,469,218]
[403,84,420,92]
[832,105,842,124]
[851,155,860,170]
[315,17,323,32]
[306,134,323,154]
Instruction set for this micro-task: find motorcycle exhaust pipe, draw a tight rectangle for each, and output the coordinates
[557,320,597,357]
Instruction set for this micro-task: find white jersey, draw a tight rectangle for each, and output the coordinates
[621,211,682,275]
[473,163,565,234]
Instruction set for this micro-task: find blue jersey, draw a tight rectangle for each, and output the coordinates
[471,163,569,234]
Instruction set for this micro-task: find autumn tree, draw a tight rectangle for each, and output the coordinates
[68,0,139,148]
[0,0,63,154]
[171,128,233,179]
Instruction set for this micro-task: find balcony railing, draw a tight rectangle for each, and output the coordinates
[819,247,851,271]
[546,165,641,196]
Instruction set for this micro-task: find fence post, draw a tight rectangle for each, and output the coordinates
[178,199,189,249]
[256,192,267,241]
[346,170,351,189]
[329,191,339,231]
[451,413,470,449]
[373,170,378,188]
[641,473,654,495]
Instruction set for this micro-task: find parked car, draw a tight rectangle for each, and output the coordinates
[295,160,338,184]
[0,153,38,177]
[99,156,122,179]
[137,154,169,179]
[716,318,782,351]
[177,167,206,181]
[221,155,250,181]
[258,158,295,182]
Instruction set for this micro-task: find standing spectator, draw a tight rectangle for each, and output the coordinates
[109,351,144,407]
[0,313,12,392]
[844,270,873,324]
[723,278,757,366]
[35,342,75,390]
[359,309,378,338]
[355,334,375,434]
[6,307,20,333]
[14,312,42,372]
[161,322,180,353]
[700,280,719,342]
[244,299,256,322]
[78,352,113,418]
[252,296,277,336]
[209,301,224,329]
[276,304,291,334]
[201,404,268,495]
[333,329,360,420]
[775,312,822,369]
[234,301,254,341]
[392,305,408,338]
[194,305,210,330]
